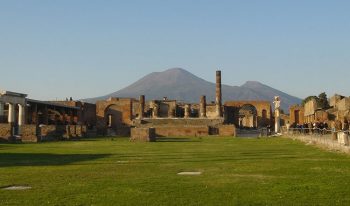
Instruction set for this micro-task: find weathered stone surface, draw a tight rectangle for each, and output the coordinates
[21,125,38,142]
[130,127,156,142]
[154,126,209,137]
[219,125,236,136]
[0,124,12,142]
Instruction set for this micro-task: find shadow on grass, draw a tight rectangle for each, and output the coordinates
[0,153,110,167]
[156,137,201,142]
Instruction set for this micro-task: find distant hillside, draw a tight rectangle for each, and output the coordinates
[84,68,301,111]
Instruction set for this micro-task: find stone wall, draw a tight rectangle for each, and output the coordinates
[40,125,66,141]
[21,125,38,142]
[0,124,12,142]
[283,133,350,154]
[130,128,156,142]
[153,126,209,137]
[136,118,224,127]
[218,125,236,136]
[206,105,217,119]
[304,99,318,116]
[336,98,350,111]
[224,100,272,127]
[96,98,134,135]
[289,105,305,125]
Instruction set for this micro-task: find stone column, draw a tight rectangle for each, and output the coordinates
[139,95,145,119]
[8,103,15,124]
[200,95,207,118]
[216,70,222,117]
[152,101,159,118]
[184,104,191,118]
[18,104,25,126]
[18,104,25,135]
[168,106,175,118]
[0,102,4,123]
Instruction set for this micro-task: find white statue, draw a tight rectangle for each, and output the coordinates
[273,96,281,134]
[273,96,281,110]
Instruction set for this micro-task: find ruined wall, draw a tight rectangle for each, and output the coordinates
[206,105,217,119]
[289,105,305,125]
[154,126,209,137]
[40,125,66,141]
[336,98,350,111]
[224,101,272,127]
[218,125,236,136]
[21,125,38,142]
[96,98,133,135]
[80,102,97,127]
[304,99,317,116]
[330,94,345,108]
[0,124,12,141]
[136,118,224,127]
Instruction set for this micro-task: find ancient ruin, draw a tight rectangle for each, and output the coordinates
[0,70,282,142]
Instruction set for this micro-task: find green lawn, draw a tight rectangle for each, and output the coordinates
[1,136,350,206]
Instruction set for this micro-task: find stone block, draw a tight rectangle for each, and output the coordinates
[219,125,236,136]
[131,127,156,142]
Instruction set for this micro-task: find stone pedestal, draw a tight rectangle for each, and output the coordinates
[152,101,159,118]
[338,132,349,146]
[130,128,156,142]
[275,109,281,133]
[218,125,236,136]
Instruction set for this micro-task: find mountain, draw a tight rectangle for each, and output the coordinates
[84,68,302,111]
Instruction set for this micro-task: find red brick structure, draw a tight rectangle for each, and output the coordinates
[224,101,272,128]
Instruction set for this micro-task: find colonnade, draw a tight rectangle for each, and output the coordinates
[0,101,26,126]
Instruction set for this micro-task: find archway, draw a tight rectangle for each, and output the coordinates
[238,104,258,128]
[104,104,123,130]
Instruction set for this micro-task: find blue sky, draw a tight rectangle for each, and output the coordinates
[1,0,350,100]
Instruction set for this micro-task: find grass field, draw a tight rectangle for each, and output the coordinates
[1,136,350,206]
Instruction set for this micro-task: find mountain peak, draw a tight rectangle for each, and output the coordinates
[84,69,302,111]
[242,81,264,87]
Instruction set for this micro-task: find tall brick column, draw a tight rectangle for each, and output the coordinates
[139,95,145,119]
[200,95,207,118]
[216,70,222,117]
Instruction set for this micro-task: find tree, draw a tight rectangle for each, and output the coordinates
[318,92,330,109]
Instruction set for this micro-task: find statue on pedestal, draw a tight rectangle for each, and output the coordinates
[273,96,281,133]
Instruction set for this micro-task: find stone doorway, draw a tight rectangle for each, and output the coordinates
[238,104,258,128]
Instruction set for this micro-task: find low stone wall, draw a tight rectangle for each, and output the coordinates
[40,125,65,141]
[153,126,209,137]
[136,118,224,127]
[130,128,156,142]
[283,133,350,154]
[21,125,38,143]
[218,125,236,137]
[0,124,12,142]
